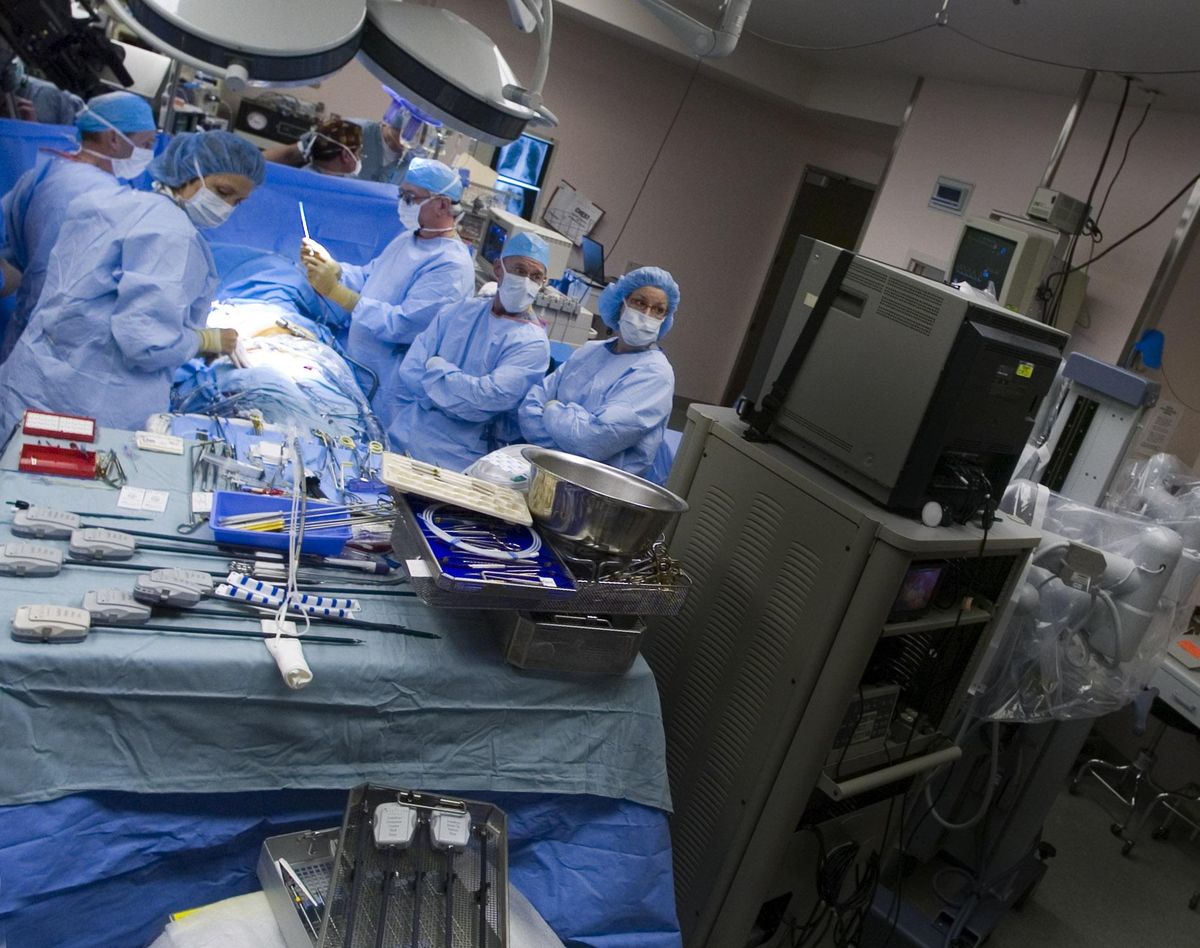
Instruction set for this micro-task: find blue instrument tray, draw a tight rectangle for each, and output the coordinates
[403,495,576,596]
[210,492,351,556]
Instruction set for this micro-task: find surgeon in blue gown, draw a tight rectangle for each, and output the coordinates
[0,91,158,361]
[519,266,678,482]
[0,131,265,433]
[300,157,474,429]
[389,232,552,471]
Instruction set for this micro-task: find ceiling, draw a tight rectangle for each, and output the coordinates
[705,0,1200,110]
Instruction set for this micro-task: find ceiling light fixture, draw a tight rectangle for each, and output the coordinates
[103,0,556,145]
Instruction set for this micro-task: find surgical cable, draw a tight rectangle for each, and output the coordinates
[419,503,541,561]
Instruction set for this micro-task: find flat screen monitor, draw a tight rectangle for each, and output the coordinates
[951,226,1018,296]
[580,236,605,284]
[479,220,508,265]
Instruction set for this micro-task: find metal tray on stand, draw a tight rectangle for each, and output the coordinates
[390,496,690,616]
[259,787,509,948]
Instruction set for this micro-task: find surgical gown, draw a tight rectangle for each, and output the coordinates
[341,231,474,427]
[518,339,675,481]
[353,120,412,186]
[0,188,215,433]
[389,296,550,471]
[1,154,125,360]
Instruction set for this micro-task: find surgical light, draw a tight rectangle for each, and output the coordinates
[103,0,555,145]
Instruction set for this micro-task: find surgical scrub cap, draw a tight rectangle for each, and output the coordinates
[149,131,266,187]
[597,266,680,338]
[76,91,156,133]
[501,232,550,269]
[402,157,463,201]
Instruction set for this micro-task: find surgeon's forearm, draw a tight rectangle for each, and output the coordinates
[327,283,360,312]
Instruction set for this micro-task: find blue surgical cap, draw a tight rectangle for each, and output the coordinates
[148,131,266,187]
[501,232,550,270]
[76,91,156,133]
[402,157,463,201]
[597,266,680,338]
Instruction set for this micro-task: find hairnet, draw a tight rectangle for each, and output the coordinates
[597,266,680,338]
[402,157,463,201]
[148,131,266,187]
[501,232,550,269]
[76,91,155,133]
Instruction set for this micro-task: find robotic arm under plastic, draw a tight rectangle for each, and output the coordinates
[1021,526,1182,666]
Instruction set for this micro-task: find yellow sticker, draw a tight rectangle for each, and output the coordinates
[1016,362,1034,379]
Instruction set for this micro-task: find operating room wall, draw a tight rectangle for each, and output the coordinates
[858,76,1200,367]
[278,5,895,402]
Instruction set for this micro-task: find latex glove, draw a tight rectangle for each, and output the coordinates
[15,97,35,122]
[304,256,342,298]
[230,338,251,368]
[425,356,452,373]
[196,327,238,356]
[300,237,337,268]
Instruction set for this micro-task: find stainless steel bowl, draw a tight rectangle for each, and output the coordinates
[522,447,689,558]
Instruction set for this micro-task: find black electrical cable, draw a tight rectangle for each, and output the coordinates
[1045,77,1131,325]
[606,56,703,261]
[1042,169,1200,293]
[748,23,937,52]
[1160,355,1200,413]
[943,24,1200,76]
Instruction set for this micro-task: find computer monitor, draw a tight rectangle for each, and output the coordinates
[580,236,606,284]
[471,207,573,283]
[489,132,555,221]
[949,217,1056,317]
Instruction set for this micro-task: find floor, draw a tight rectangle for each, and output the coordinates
[913,780,1200,947]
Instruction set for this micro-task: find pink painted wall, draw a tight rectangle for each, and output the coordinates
[274,3,895,402]
[859,77,1200,365]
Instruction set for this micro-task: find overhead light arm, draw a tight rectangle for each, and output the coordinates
[636,0,753,58]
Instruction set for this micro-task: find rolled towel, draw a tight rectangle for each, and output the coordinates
[263,625,313,689]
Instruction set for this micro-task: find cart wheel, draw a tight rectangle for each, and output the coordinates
[1110,822,1125,838]
[1152,827,1170,841]
[1189,892,1199,911]
[1068,782,1080,795]
[1121,840,1134,856]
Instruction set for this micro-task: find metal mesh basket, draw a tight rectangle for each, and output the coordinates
[318,785,508,948]
[391,500,690,616]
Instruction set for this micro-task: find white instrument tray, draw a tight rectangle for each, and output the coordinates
[380,453,532,526]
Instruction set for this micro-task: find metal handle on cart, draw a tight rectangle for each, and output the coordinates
[817,744,962,801]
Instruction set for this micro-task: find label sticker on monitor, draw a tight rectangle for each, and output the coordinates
[1016,362,1034,379]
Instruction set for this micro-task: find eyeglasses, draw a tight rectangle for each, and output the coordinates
[626,295,669,318]
[399,190,431,206]
[504,262,547,284]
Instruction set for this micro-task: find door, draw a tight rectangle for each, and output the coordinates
[723,167,876,404]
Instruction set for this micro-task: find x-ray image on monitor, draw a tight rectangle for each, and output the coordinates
[493,179,532,218]
[494,134,552,188]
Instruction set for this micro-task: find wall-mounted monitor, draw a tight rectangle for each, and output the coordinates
[489,132,555,220]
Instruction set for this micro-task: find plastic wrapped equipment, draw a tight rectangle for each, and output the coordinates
[977,479,1184,723]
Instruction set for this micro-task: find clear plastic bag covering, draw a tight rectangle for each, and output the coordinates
[1107,452,1200,637]
[976,479,1184,722]
[463,444,535,492]
[171,334,384,444]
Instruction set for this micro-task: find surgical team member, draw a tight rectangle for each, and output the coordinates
[0,54,82,124]
[353,89,435,185]
[262,116,363,177]
[389,233,552,471]
[300,157,474,427]
[0,91,157,360]
[0,131,265,433]
[519,267,678,482]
